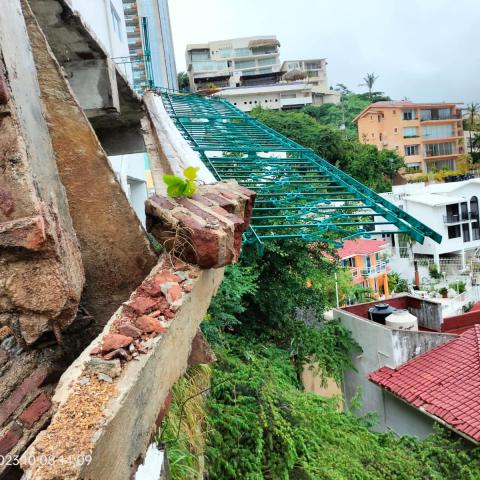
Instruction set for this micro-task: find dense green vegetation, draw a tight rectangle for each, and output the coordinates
[251,102,403,193]
[161,243,480,479]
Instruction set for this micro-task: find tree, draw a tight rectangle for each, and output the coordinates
[466,102,480,156]
[177,71,190,92]
[360,72,379,101]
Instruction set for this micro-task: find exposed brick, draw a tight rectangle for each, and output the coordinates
[135,316,166,334]
[19,393,52,428]
[127,296,159,315]
[0,424,23,456]
[117,323,142,339]
[100,334,133,353]
[0,367,49,427]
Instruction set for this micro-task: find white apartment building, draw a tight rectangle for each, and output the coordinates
[281,59,340,105]
[186,36,282,91]
[377,179,480,267]
[214,82,313,112]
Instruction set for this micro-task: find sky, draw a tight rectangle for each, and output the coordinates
[169,0,480,104]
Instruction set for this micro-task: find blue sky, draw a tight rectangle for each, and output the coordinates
[169,0,480,103]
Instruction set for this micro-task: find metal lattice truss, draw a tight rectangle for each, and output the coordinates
[158,89,441,249]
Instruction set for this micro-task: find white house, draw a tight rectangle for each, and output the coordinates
[377,179,480,268]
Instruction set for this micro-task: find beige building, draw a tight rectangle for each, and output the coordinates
[281,58,340,105]
[186,35,282,91]
[354,101,464,173]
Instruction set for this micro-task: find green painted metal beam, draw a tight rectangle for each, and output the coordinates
[156,88,442,248]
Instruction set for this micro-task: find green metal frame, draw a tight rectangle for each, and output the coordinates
[157,88,441,250]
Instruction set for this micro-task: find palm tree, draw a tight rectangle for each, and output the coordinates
[360,73,379,101]
[466,102,480,155]
[177,71,190,92]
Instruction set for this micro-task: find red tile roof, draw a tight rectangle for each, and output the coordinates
[337,239,388,259]
[369,326,480,442]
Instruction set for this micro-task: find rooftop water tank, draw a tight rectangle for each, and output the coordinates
[385,310,418,331]
[368,303,397,325]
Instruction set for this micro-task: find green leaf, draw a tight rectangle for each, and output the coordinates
[184,166,199,181]
[167,181,188,197]
[183,180,197,197]
[163,174,184,187]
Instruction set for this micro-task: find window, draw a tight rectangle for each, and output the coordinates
[421,108,452,121]
[404,144,419,156]
[422,124,454,139]
[461,202,469,221]
[403,127,418,138]
[379,133,383,141]
[402,109,416,120]
[424,142,454,157]
[448,225,461,239]
[471,197,480,240]
[463,223,471,242]
[394,127,398,134]
[446,203,460,223]
[110,3,122,39]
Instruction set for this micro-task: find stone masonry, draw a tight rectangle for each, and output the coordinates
[146,180,256,268]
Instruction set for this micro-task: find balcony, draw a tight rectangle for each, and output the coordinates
[443,212,477,223]
[350,262,388,278]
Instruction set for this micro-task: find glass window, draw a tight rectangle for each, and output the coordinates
[463,223,471,242]
[448,225,461,239]
[446,203,460,222]
[422,125,454,139]
[403,127,418,138]
[424,142,454,157]
[110,3,122,39]
[404,144,419,156]
[402,109,416,120]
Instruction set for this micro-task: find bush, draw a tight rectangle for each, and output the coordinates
[429,263,442,280]
[449,281,466,294]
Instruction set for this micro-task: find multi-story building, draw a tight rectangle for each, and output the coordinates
[214,81,314,112]
[338,239,391,298]
[186,36,282,91]
[122,0,178,92]
[281,58,340,105]
[377,179,480,269]
[354,101,464,173]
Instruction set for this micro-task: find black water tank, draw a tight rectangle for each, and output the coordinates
[368,303,397,325]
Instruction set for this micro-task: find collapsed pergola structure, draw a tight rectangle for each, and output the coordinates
[158,89,441,250]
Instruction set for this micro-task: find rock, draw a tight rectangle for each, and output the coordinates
[183,284,193,293]
[101,333,133,353]
[78,377,90,386]
[127,296,158,315]
[86,357,121,378]
[103,348,129,361]
[160,282,182,305]
[0,348,9,366]
[117,323,142,339]
[97,373,113,384]
[135,316,167,334]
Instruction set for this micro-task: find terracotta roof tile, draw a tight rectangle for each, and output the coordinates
[337,239,388,259]
[368,325,480,442]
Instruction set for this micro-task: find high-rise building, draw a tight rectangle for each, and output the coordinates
[186,36,282,92]
[354,101,464,173]
[122,0,178,92]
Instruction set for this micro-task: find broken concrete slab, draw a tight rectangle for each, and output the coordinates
[21,257,224,480]
[0,0,84,345]
[22,0,158,327]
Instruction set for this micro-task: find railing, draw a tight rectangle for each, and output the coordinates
[443,212,475,223]
[350,262,388,278]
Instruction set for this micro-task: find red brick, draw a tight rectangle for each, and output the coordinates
[135,316,166,334]
[19,393,51,428]
[117,323,142,339]
[0,367,49,427]
[101,333,133,353]
[0,424,23,455]
[127,295,158,314]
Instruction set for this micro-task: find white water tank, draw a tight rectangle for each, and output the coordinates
[385,310,418,331]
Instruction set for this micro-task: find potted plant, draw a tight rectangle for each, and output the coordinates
[439,287,448,298]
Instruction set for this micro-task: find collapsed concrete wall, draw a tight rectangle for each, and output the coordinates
[21,0,158,327]
[0,0,84,346]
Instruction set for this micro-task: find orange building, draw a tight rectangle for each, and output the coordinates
[338,239,391,298]
[354,101,464,173]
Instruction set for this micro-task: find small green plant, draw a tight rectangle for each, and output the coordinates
[163,167,199,198]
[429,263,442,280]
[438,287,449,297]
[448,281,466,294]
